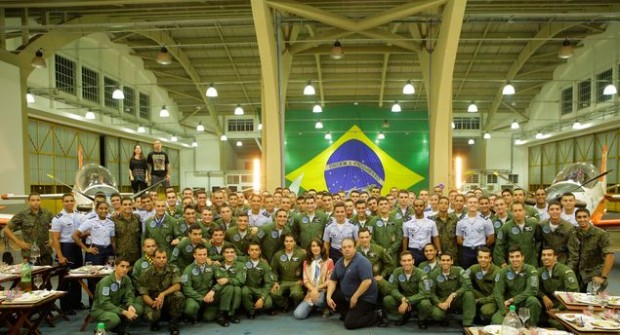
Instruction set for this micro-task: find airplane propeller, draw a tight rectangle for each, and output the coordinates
[46,173,95,201]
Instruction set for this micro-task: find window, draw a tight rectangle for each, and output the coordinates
[55,55,76,95]
[139,93,150,120]
[596,69,613,103]
[81,66,100,103]
[577,79,591,109]
[104,77,119,109]
[123,86,135,114]
[466,174,479,184]
[487,173,498,184]
[453,117,480,130]
[227,118,254,132]
[560,87,572,115]
[508,174,519,184]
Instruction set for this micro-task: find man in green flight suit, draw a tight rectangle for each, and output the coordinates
[213,245,246,325]
[137,248,185,335]
[538,246,579,329]
[292,196,328,249]
[368,197,403,266]
[383,251,433,329]
[253,209,292,262]
[539,202,574,264]
[494,202,541,267]
[270,233,305,313]
[491,245,541,326]
[170,224,211,271]
[92,257,142,335]
[142,199,177,257]
[226,213,255,258]
[242,242,275,319]
[466,247,500,323]
[429,253,476,327]
[357,227,393,296]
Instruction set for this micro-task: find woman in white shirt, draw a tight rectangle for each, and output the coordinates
[293,238,334,319]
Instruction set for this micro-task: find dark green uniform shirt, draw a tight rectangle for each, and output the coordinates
[137,263,182,298]
[270,248,304,282]
[131,255,153,291]
[92,272,137,315]
[253,223,291,262]
[567,224,613,283]
[537,262,578,307]
[225,227,254,256]
[215,261,247,290]
[467,264,500,304]
[112,213,142,264]
[493,264,538,312]
[143,214,177,256]
[388,267,432,304]
[357,243,394,277]
[539,219,573,264]
[494,218,541,267]
[244,259,275,299]
[170,237,210,271]
[429,266,472,303]
[367,214,403,255]
[181,262,217,300]
[432,213,459,259]
[292,212,328,249]
[7,207,54,258]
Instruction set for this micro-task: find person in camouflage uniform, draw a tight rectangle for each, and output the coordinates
[170,224,211,271]
[383,251,433,329]
[567,208,615,292]
[137,248,184,334]
[491,245,541,326]
[431,197,458,262]
[539,202,574,264]
[270,233,305,312]
[428,253,476,327]
[112,197,142,264]
[92,257,142,335]
[538,246,579,329]
[142,199,177,257]
[357,227,393,296]
[242,242,275,319]
[466,247,500,323]
[3,193,54,264]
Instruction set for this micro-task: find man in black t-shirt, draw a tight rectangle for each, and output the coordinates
[146,140,171,189]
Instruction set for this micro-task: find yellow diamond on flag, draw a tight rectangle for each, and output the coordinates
[285,125,424,193]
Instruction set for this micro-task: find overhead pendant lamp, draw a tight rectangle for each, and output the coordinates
[160,105,170,118]
[236,141,243,147]
[315,121,323,129]
[137,125,146,133]
[112,87,125,100]
[483,132,491,139]
[378,132,385,140]
[26,90,35,103]
[535,132,544,139]
[31,49,46,68]
[220,134,228,141]
[303,81,316,95]
[234,104,244,115]
[330,40,344,60]
[206,84,218,97]
[503,82,515,95]
[324,132,332,140]
[192,139,198,147]
[85,110,96,120]
[312,104,323,113]
[156,46,172,65]
[391,101,402,112]
[468,139,475,145]
[196,122,205,132]
[558,38,574,59]
[511,120,520,129]
[603,83,617,95]
[572,121,582,130]
[402,80,415,95]
[467,102,478,113]
[170,135,178,142]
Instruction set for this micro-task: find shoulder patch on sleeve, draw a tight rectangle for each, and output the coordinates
[102,286,110,296]
[55,213,63,218]
[495,273,500,282]
[181,274,188,283]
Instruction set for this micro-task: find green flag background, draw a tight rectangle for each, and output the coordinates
[284,104,429,194]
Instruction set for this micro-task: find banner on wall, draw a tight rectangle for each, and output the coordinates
[284,105,429,194]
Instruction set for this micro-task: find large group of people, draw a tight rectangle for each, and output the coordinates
[2,181,615,334]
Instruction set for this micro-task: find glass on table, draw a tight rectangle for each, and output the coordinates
[33,274,43,291]
[519,307,530,327]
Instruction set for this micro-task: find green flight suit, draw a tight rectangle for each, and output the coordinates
[7,207,54,264]
[181,262,223,321]
[142,214,177,256]
[390,207,413,222]
[292,212,328,249]
[539,219,574,264]
[537,262,579,329]
[130,256,152,313]
[166,206,183,220]
[358,243,394,296]
[490,213,513,235]
[172,218,190,241]
[207,242,237,263]
[432,214,459,262]
[367,214,403,265]
[92,272,143,332]
[494,218,541,267]
[467,264,500,321]
[137,263,185,324]
[418,261,439,275]
[252,223,292,262]
[491,264,541,325]
[270,248,305,309]
[170,237,210,271]
[196,221,217,239]
[112,213,142,264]
[383,267,433,321]
[225,227,254,256]
[215,217,237,231]
[241,259,275,315]
[567,224,613,291]
[525,205,540,221]
[429,266,476,326]
[215,261,247,317]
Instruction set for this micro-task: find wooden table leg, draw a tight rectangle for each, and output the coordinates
[8,311,29,335]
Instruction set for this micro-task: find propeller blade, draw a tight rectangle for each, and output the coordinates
[131,179,166,200]
[47,173,95,201]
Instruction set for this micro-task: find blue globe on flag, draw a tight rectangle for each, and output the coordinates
[324,139,385,193]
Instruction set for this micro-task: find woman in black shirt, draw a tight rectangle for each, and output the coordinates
[129,144,148,193]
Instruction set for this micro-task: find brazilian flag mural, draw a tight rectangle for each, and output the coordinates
[284,104,429,194]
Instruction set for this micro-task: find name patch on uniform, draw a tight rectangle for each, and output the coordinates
[172,248,179,256]
[494,221,501,229]
[424,266,431,273]
[437,275,445,283]
[233,234,241,241]
[150,222,156,228]
[497,231,503,240]
[395,213,402,219]
[181,274,188,283]
[302,217,309,223]
[524,226,533,232]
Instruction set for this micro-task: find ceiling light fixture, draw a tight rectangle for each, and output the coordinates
[196,122,205,132]
[467,102,478,113]
[257,123,263,130]
[156,46,172,65]
[468,138,475,145]
[483,132,491,139]
[312,104,323,113]
[159,105,170,118]
[330,40,344,60]
[303,81,316,95]
[236,141,242,147]
[137,125,146,133]
[85,110,96,120]
[315,121,323,129]
[603,83,617,95]
[558,38,574,59]
[515,139,526,145]
[572,121,582,130]
[206,84,218,97]
[220,134,228,141]
[382,120,390,128]
[378,132,385,140]
[402,80,415,95]
[502,82,515,95]
[192,139,198,147]
[112,87,125,100]
[535,132,544,139]
[391,102,401,113]
[324,132,332,140]
[511,120,520,129]
[170,135,178,142]
[31,49,46,68]
[452,122,456,129]
[26,90,35,103]
[234,104,244,115]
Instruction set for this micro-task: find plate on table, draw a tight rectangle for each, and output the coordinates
[591,320,620,330]
[482,325,502,335]
[539,330,570,335]
[573,293,600,305]
[559,313,593,324]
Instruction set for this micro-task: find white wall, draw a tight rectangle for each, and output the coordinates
[0,61,26,194]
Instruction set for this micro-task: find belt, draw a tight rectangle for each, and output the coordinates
[461,245,485,251]
[88,244,111,249]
